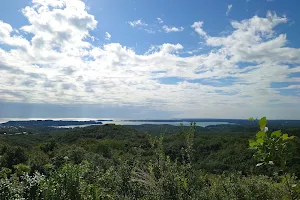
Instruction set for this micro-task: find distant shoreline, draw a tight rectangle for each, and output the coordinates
[1,118,300,128]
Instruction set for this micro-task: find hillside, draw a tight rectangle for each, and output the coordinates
[0,122,299,199]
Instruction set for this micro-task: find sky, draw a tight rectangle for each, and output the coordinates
[0,0,300,119]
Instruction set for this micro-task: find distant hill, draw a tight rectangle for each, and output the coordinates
[0,120,103,127]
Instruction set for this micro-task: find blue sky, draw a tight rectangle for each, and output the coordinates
[0,0,299,119]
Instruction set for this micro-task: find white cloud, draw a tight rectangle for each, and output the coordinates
[105,32,111,40]
[157,17,163,24]
[128,19,148,27]
[205,12,293,64]
[0,21,30,49]
[162,25,184,33]
[191,21,207,38]
[226,4,233,16]
[128,19,151,33]
[0,1,300,119]
[158,43,183,54]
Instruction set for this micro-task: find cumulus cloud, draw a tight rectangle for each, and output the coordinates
[162,25,184,33]
[158,43,183,54]
[205,11,293,64]
[0,1,300,119]
[105,32,111,40]
[226,4,233,16]
[0,21,30,48]
[191,21,207,38]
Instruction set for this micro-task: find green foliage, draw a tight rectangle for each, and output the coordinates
[196,172,284,200]
[259,116,267,130]
[13,163,30,175]
[0,168,11,179]
[249,117,299,200]
[0,146,28,169]
[248,117,255,121]
[0,172,44,200]
[40,162,97,200]
[249,117,295,169]
[40,138,57,153]
[131,131,197,199]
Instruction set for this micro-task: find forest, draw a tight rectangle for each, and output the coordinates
[0,118,299,199]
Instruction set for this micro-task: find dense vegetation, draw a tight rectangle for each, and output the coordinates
[0,120,299,199]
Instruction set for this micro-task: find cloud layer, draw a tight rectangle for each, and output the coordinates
[0,1,299,119]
